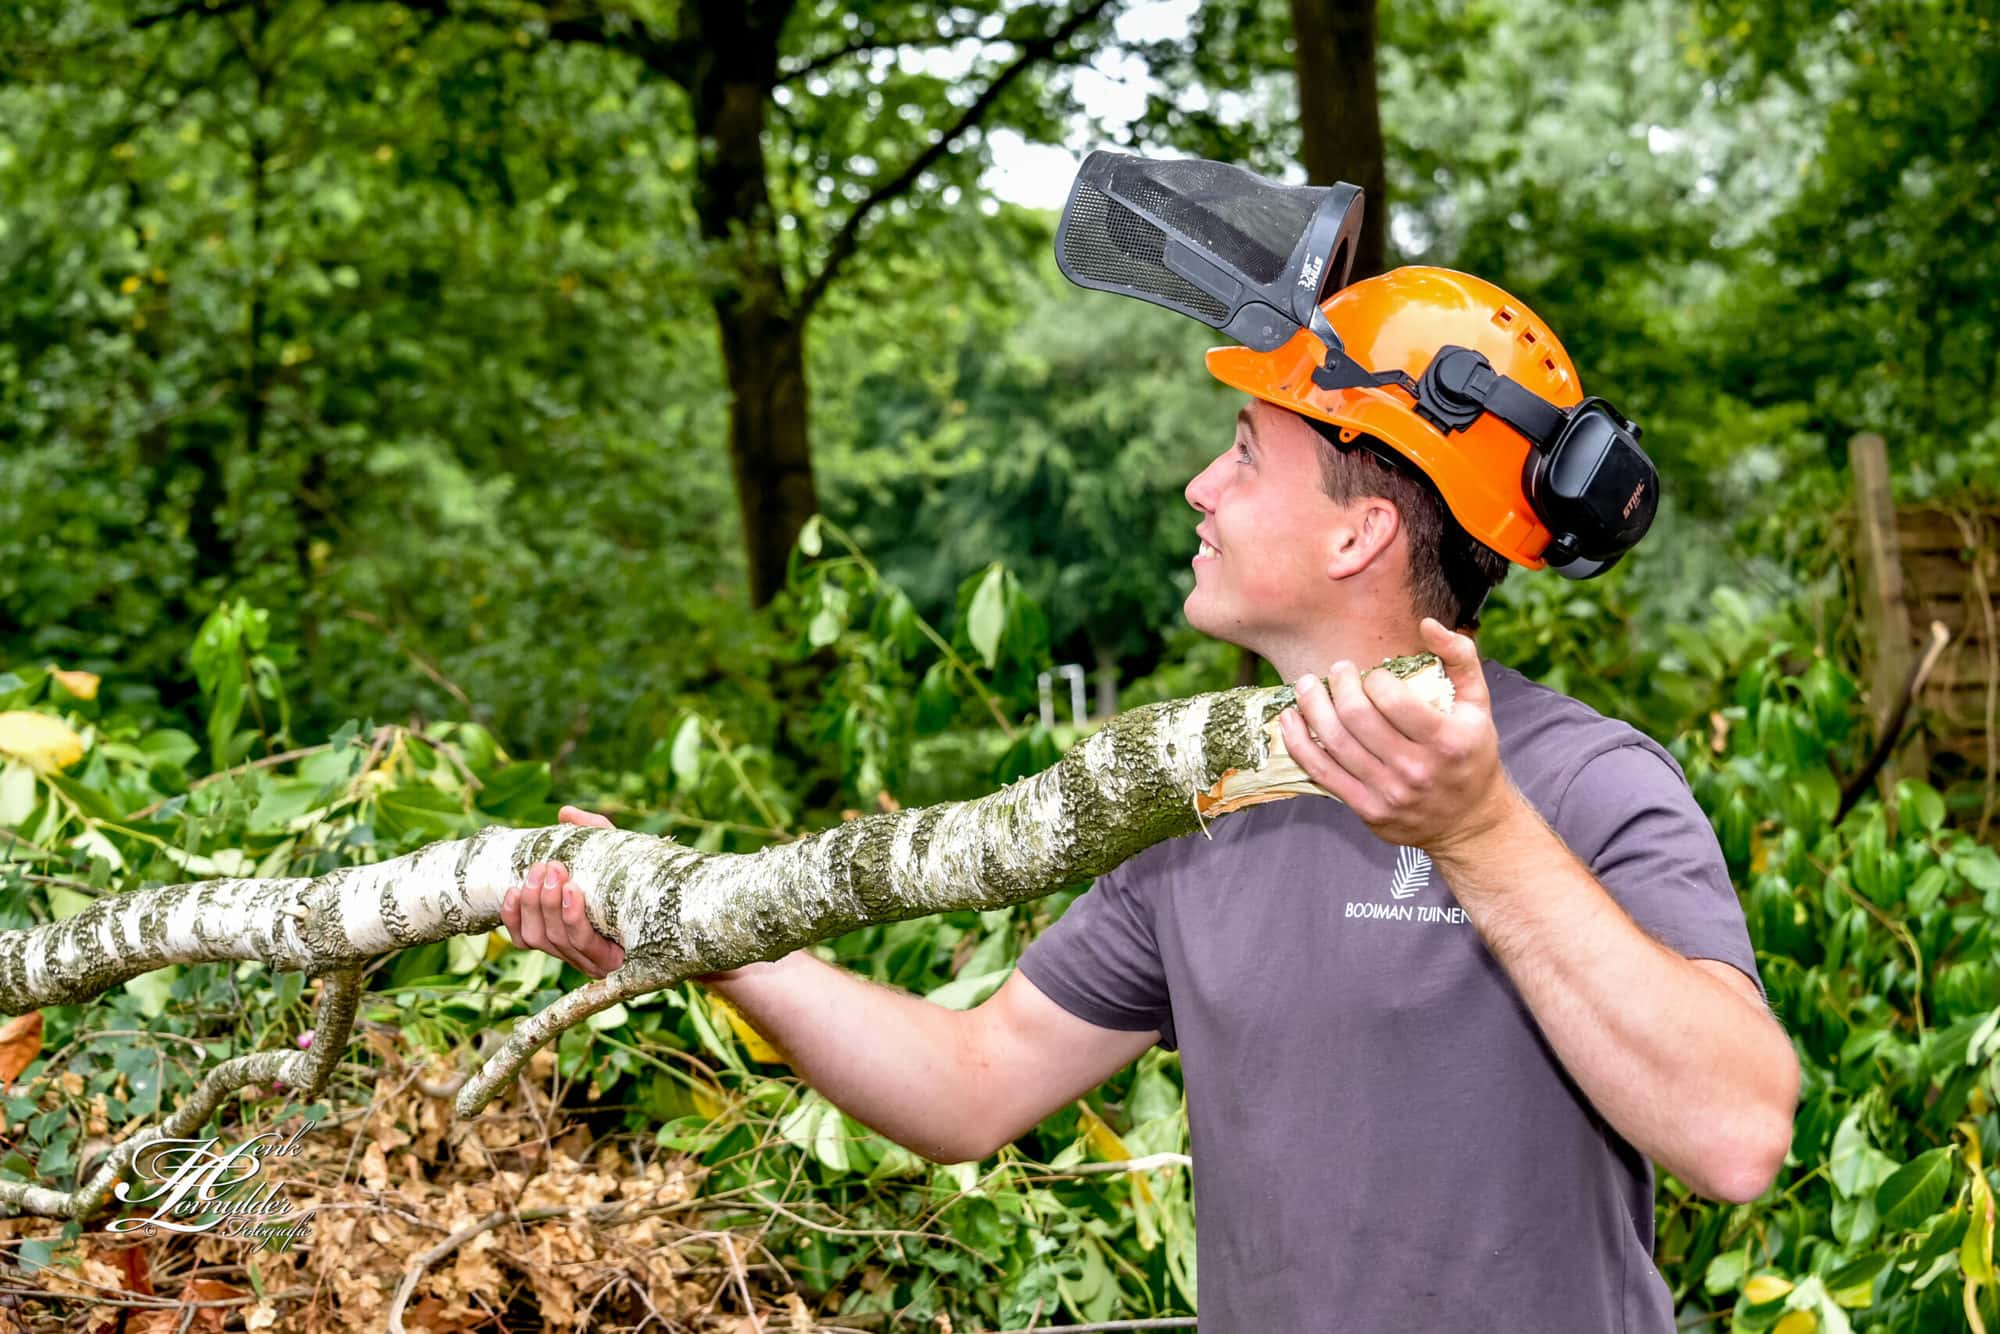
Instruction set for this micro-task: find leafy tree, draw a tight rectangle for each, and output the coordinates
[373,0,1130,606]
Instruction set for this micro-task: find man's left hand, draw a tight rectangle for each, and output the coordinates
[1277,616,1520,853]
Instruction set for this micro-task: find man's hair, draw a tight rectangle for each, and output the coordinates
[1296,414,1511,629]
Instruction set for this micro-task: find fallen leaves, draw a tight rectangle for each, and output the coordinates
[0,1023,811,1333]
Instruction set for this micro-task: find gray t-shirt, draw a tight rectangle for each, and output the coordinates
[1016,659,1765,1333]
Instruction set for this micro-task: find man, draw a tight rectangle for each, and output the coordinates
[502,266,1800,1331]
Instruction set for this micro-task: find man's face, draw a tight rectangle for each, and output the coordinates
[1183,399,1358,648]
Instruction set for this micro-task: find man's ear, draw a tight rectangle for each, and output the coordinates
[1325,496,1402,580]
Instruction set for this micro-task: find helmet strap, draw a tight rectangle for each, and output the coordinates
[1308,340,1569,450]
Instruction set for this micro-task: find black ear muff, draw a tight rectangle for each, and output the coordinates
[1521,399,1658,579]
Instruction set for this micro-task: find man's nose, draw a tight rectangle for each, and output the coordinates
[1185,452,1224,513]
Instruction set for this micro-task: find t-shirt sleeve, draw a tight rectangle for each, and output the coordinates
[1555,741,1767,1004]
[1015,861,1178,1050]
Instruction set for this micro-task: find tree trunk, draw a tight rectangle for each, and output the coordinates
[0,657,1450,1218]
[686,0,818,608]
[717,306,816,609]
[1288,0,1388,280]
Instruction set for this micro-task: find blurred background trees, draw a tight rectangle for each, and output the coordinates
[8,0,1992,774]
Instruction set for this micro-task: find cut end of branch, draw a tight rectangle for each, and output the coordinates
[1194,653,1453,817]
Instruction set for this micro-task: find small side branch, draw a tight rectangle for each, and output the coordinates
[0,968,362,1220]
[456,956,678,1117]
[298,965,363,1100]
[1,1047,296,1219]
[1837,620,1951,825]
[795,0,1116,321]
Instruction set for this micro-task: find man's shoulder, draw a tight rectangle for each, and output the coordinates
[1484,659,1688,803]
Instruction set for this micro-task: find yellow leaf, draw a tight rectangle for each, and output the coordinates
[1075,1100,1128,1161]
[1962,1121,1996,1334]
[1075,1100,1154,1204]
[48,668,99,701]
[1963,1160,1995,1284]
[710,993,782,1063]
[690,1078,725,1120]
[0,712,84,771]
[1773,1311,1817,1334]
[1745,1274,1796,1303]
[120,274,142,294]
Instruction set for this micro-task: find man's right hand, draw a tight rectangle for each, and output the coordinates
[499,804,736,984]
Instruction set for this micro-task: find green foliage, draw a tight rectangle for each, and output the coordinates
[1641,590,2000,1329]
[814,251,1237,677]
[0,520,1207,1322]
[1693,0,2000,492]
[9,504,2000,1325]
[1,1,738,765]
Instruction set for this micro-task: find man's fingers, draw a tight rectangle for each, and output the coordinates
[511,877,549,951]
[559,887,624,975]
[560,886,597,955]
[544,873,615,977]
[559,804,614,829]
[530,874,570,960]
[510,854,622,978]
[556,893,600,977]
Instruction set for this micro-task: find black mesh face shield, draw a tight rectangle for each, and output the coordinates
[1054,151,1364,354]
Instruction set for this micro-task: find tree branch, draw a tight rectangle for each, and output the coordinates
[776,23,1046,86]
[0,658,1449,1218]
[1835,619,1952,826]
[795,0,1118,322]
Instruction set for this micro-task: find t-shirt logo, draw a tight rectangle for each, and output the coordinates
[1388,845,1432,900]
[1342,844,1469,925]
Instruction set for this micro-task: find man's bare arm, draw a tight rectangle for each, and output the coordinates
[1428,794,1800,1203]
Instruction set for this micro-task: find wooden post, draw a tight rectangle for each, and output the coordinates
[1849,432,1927,787]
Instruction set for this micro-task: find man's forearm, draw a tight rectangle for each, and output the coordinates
[705,951,987,1163]
[1429,787,1799,1201]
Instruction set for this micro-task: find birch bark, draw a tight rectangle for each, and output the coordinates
[0,657,1448,1218]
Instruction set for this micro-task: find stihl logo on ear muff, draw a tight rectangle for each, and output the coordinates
[1054,149,1662,580]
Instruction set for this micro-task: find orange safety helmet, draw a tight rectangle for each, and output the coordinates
[1205,266,1580,570]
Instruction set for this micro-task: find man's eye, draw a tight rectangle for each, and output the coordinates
[1236,442,1251,461]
